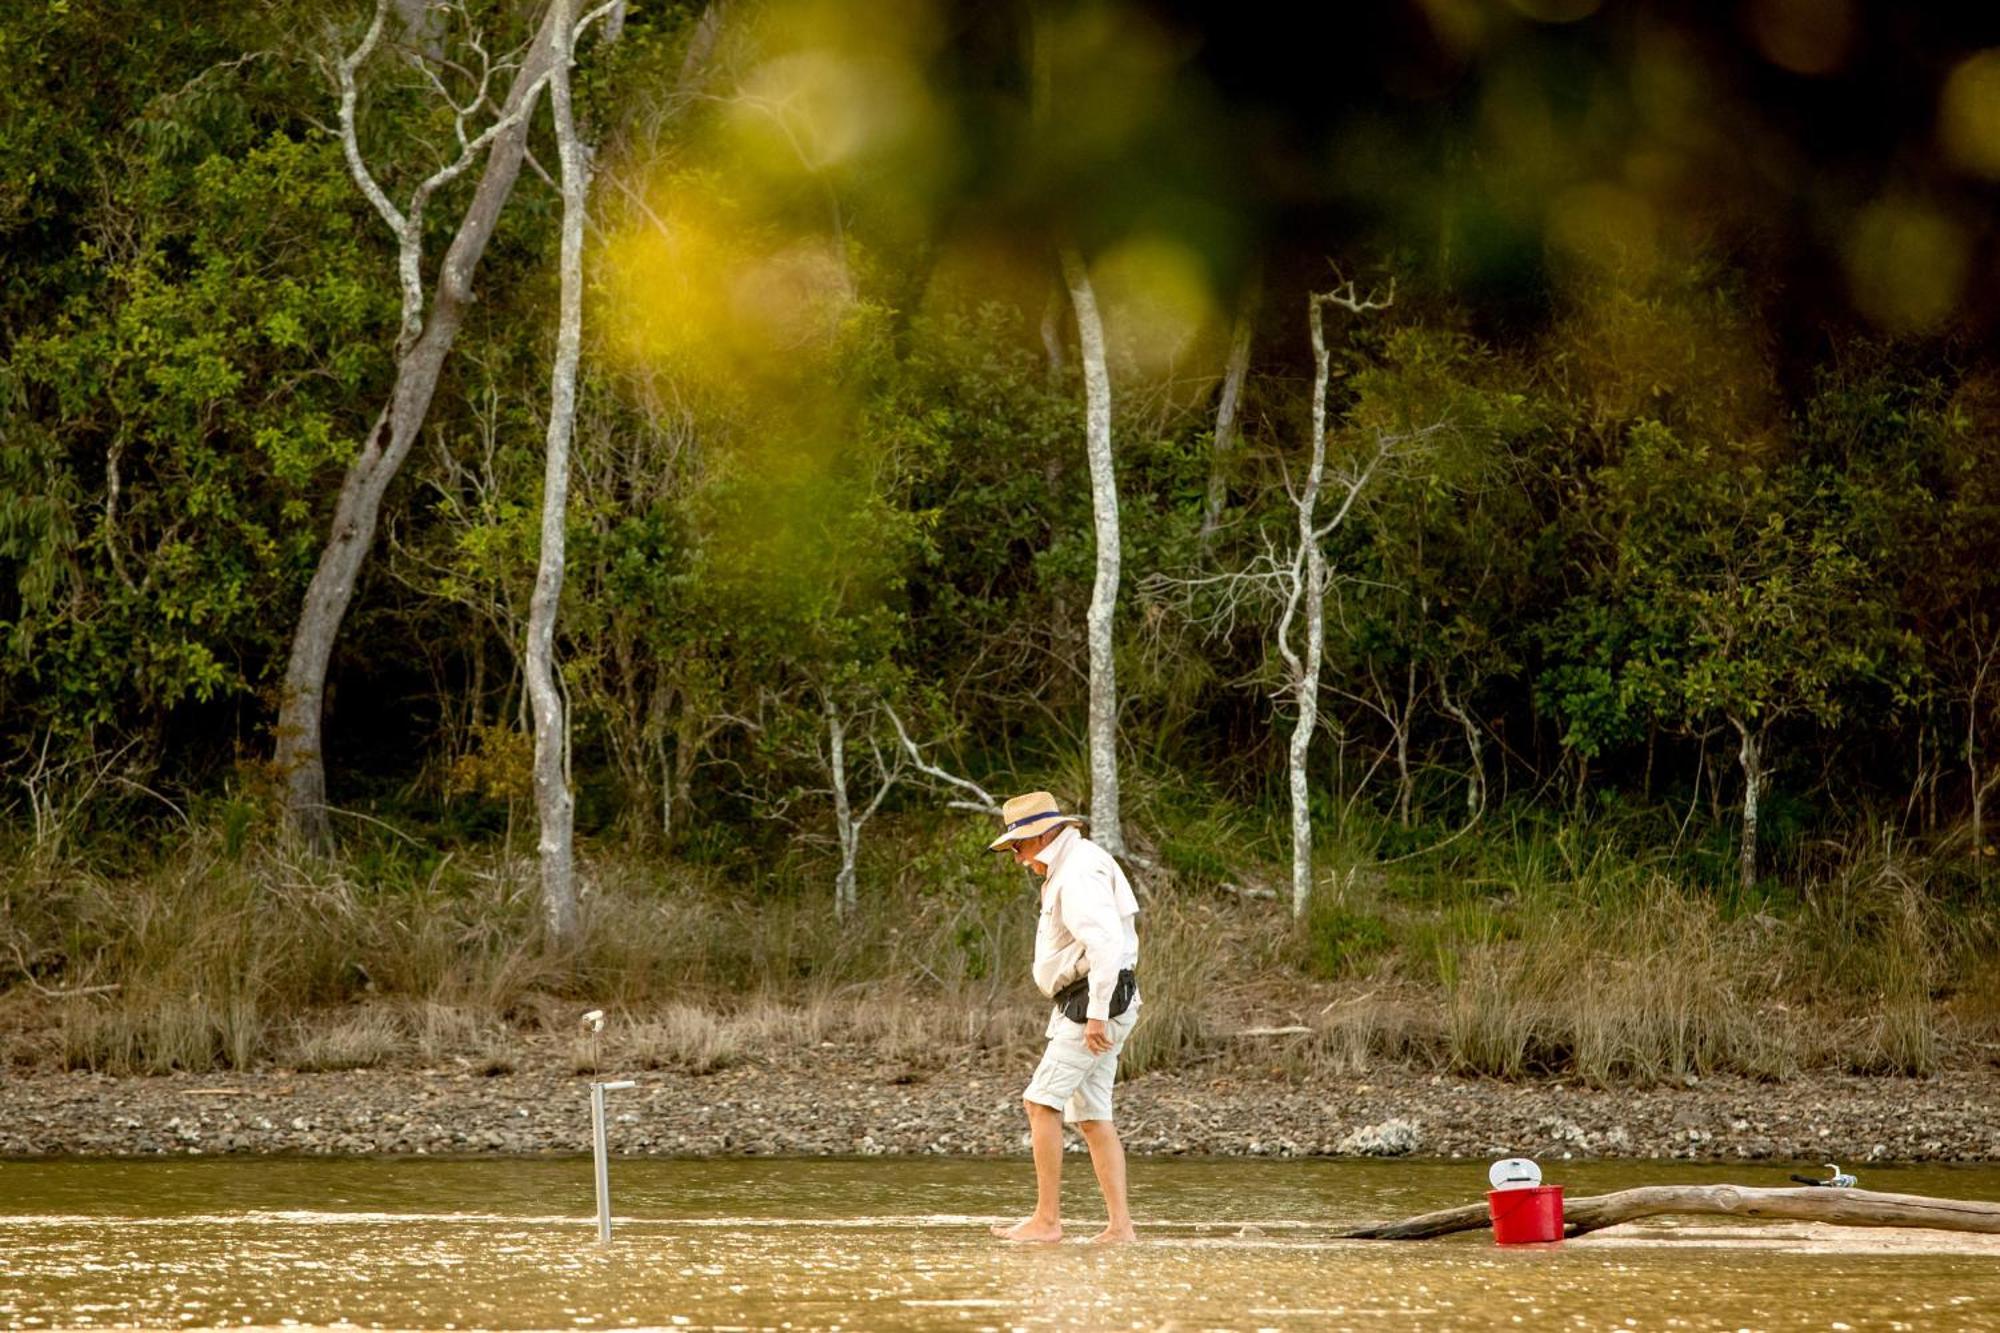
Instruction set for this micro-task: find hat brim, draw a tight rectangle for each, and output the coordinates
[986,815,1085,851]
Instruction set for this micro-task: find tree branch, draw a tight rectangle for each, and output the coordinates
[883,703,1000,813]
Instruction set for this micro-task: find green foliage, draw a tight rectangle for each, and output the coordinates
[5,118,393,751]
[1302,899,1392,979]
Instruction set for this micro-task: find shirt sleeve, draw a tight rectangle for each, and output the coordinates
[1057,863,1128,1020]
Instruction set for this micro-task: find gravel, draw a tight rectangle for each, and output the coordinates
[5,1048,1999,1163]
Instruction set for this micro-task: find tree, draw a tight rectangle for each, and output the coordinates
[524,0,615,947]
[1060,246,1127,857]
[276,0,569,849]
[1200,268,1259,545]
[1147,277,1403,915]
[1320,326,1526,829]
[821,689,904,921]
[1271,281,1402,916]
[1547,422,1894,889]
[6,76,393,773]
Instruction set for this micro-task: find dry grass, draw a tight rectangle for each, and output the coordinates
[626,1004,741,1074]
[287,1006,402,1072]
[1,810,1995,1083]
[1119,894,1224,1076]
[1309,986,1444,1075]
[1428,879,1790,1083]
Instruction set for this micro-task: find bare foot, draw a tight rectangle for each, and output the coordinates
[990,1217,1063,1242]
[1089,1223,1137,1245]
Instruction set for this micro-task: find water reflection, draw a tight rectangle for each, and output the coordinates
[1,1158,1997,1329]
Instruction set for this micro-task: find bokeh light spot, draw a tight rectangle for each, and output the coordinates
[1089,235,1218,378]
[597,186,854,379]
[1548,183,1658,278]
[731,51,931,175]
[1414,0,1490,57]
[1742,0,1854,76]
[1844,199,1968,334]
[1505,0,1602,23]
[1939,49,2000,179]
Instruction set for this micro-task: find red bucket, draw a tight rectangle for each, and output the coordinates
[1487,1185,1564,1244]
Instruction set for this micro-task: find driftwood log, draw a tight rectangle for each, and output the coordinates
[1340,1185,2000,1240]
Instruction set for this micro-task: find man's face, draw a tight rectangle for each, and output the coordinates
[1004,827,1056,873]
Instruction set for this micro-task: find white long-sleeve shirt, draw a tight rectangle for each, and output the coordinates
[1029,826,1140,1036]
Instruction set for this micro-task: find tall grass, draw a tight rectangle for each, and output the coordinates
[1119,895,1223,1075]
[0,816,1046,1074]
[1296,811,1980,1083]
[1431,878,1806,1084]
[1,798,1993,1082]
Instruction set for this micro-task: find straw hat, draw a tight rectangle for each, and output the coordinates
[987,791,1086,851]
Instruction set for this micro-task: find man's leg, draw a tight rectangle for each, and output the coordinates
[990,1100,1066,1241]
[1075,1118,1135,1243]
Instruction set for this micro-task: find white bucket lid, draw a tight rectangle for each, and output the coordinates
[1488,1157,1543,1190]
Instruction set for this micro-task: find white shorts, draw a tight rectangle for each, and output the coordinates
[1022,1011,1138,1123]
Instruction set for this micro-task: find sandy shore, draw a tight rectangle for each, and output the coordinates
[4,1044,1998,1164]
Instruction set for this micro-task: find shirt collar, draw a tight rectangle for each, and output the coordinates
[1037,824,1082,877]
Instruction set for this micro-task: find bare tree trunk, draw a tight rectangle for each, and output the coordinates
[1970,631,1998,876]
[524,0,591,947]
[1732,713,1762,893]
[1396,658,1416,828]
[1277,281,1396,916]
[277,0,565,849]
[1341,1184,2000,1242]
[1438,677,1485,820]
[669,702,706,850]
[1200,270,1258,546]
[1280,295,1335,917]
[824,693,899,921]
[675,0,725,87]
[826,694,856,921]
[1060,246,1125,858]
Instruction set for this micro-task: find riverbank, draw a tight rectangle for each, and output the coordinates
[6,1040,1999,1164]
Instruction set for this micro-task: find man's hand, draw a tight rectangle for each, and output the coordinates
[1084,1017,1112,1055]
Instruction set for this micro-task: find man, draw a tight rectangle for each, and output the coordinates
[986,791,1141,1245]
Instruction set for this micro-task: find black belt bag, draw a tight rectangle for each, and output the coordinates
[1053,968,1136,1025]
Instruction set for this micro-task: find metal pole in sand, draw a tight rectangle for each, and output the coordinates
[592,1080,635,1244]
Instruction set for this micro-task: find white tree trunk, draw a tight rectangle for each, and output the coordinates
[1733,714,1762,894]
[1438,678,1485,819]
[277,1,566,849]
[524,0,591,947]
[1279,279,1397,916]
[1284,554,1326,920]
[392,0,444,58]
[1060,246,1124,857]
[1201,271,1258,544]
[826,694,857,920]
[1395,658,1416,828]
[1971,635,1997,875]
[825,694,902,921]
[1279,294,1337,917]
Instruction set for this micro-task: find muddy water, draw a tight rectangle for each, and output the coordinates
[3,1156,1999,1329]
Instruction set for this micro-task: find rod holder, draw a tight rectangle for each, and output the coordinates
[590,1079,636,1244]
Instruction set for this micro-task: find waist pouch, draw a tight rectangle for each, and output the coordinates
[1053,968,1136,1025]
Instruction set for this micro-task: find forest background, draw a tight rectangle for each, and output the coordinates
[4,0,2000,1089]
